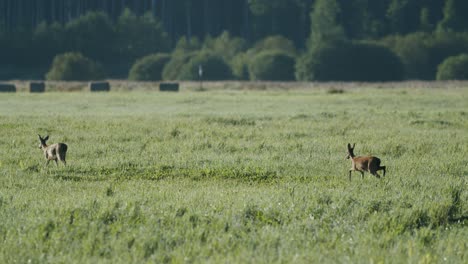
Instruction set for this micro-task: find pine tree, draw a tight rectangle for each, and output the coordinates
[308,0,345,50]
[437,0,468,32]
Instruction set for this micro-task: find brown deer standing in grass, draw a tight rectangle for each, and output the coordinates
[346,143,385,181]
[38,134,68,166]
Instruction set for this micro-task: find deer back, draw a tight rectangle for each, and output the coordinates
[353,155,380,172]
[43,143,67,160]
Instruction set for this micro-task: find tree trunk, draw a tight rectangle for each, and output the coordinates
[243,0,250,41]
[204,0,210,36]
[186,0,192,41]
[152,0,157,17]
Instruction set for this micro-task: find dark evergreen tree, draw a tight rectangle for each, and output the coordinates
[2,0,468,80]
[308,0,345,50]
[115,8,170,64]
[437,0,468,32]
[64,11,116,62]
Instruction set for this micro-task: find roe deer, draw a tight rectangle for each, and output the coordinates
[346,143,385,181]
[38,134,68,166]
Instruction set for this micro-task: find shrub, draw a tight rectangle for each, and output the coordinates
[162,53,196,80]
[380,31,468,80]
[231,54,250,80]
[436,54,468,80]
[128,53,171,81]
[46,52,105,81]
[379,33,432,80]
[172,37,202,56]
[162,37,208,81]
[202,31,247,61]
[202,31,248,80]
[427,32,468,79]
[296,41,404,82]
[252,35,297,56]
[177,52,233,81]
[233,35,296,80]
[116,9,170,63]
[248,51,296,81]
[32,22,66,66]
[65,11,115,62]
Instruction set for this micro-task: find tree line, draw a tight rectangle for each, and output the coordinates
[1,0,468,81]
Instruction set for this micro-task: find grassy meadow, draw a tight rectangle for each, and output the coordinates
[0,84,467,263]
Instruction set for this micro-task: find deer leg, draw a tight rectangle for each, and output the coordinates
[380,166,386,177]
[360,171,364,179]
[349,170,353,181]
[57,156,65,166]
[44,160,50,167]
[54,159,58,166]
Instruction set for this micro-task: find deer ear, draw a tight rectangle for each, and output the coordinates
[352,143,356,148]
[347,143,351,149]
[44,135,49,141]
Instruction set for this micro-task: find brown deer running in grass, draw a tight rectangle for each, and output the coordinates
[346,143,385,181]
[38,134,68,166]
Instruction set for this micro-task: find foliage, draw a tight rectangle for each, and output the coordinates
[233,35,296,80]
[0,87,467,263]
[381,31,468,79]
[32,22,66,66]
[248,0,288,15]
[251,35,296,56]
[379,32,432,80]
[248,50,296,81]
[202,31,248,62]
[386,0,427,34]
[436,53,468,80]
[162,53,196,81]
[115,9,170,63]
[231,53,251,80]
[308,0,345,50]
[0,10,171,79]
[128,53,171,81]
[437,0,468,32]
[2,1,468,80]
[45,52,105,81]
[172,36,202,56]
[162,32,241,81]
[201,31,248,80]
[160,36,206,81]
[296,41,404,82]
[427,32,468,79]
[0,30,31,70]
[246,0,310,46]
[164,43,234,81]
[64,11,116,62]
[178,52,233,81]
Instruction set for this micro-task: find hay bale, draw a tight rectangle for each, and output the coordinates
[0,83,16,92]
[29,82,45,93]
[159,82,179,92]
[89,81,110,92]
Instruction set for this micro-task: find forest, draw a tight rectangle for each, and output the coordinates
[1,0,468,81]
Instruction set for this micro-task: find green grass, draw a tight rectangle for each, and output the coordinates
[0,87,467,263]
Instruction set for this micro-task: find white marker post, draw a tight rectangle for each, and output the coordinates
[198,64,203,90]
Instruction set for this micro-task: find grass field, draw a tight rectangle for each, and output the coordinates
[0,84,467,263]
